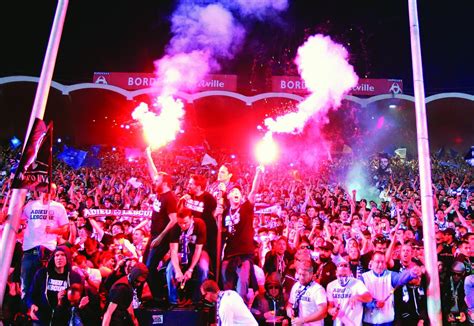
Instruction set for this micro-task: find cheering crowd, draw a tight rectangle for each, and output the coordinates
[0,144,473,326]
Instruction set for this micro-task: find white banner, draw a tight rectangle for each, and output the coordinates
[83,209,152,218]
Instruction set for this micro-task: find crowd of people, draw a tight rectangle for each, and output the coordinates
[0,143,473,325]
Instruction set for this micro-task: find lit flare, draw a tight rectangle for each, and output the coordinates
[132,96,185,150]
[255,132,278,165]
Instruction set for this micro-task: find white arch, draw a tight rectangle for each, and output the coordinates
[0,75,473,106]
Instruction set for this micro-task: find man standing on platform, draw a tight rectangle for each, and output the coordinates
[21,183,69,300]
[219,166,263,302]
[182,174,218,275]
[144,147,177,301]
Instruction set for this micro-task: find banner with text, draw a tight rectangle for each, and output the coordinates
[272,76,403,96]
[83,209,152,218]
[93,72,238,91]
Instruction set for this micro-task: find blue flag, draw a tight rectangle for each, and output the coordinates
[435,147,445,159]
[57,145,87,169]
[82,146,102,168]
[82,156,102,168]
[10,136,21,149]
[449,148,458,158]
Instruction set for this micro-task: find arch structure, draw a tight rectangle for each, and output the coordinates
[1,75,473,107]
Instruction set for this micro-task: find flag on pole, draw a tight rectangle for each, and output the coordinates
[82,145,102,168]
[201,153,218,166]
[435,147,445,159]
[12,118,53,193]
[394,148,407,159]
[57,145,87,170]
[82,154,101,168]
[342,144,352,154]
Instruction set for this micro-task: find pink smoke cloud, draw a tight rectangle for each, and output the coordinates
[265,34,358,134]
[169,3,245,69]
[154,51,210,96]
[232,0,288,19]
[134,0,289,149]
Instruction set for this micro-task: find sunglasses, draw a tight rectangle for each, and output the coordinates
[338,263,349,268]
[300,245,311,249]
[268,286,280,290]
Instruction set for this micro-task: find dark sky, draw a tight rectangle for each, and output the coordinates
[1,1,473,152]
[1,0,474,94]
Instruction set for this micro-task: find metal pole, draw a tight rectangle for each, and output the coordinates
[0,0,69,310]
[407,0,442,324]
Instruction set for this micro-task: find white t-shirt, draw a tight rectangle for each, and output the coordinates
[218,290,258,326]
[289,281,327,326]
[326,278,369,326]
[361,270,394,324]
[22,199,69,251]
[254,265,265,287]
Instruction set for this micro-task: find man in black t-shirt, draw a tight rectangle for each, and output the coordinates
[144,148,178,301]
[103,263,148,326]
[166,208,208,305]
[182,174,218,273]
[218,166,263,302]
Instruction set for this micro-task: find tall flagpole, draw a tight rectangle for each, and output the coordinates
[0,0,69,312]
[408,0,442,324]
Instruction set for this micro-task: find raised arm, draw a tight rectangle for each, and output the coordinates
[145,147,158,181]
[248,165,264,204]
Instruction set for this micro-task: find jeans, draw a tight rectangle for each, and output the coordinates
[21,249,43,301]
[166,251,209,304]
[221,255,251,302]
[145,235,170,300]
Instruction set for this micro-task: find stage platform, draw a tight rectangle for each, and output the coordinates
[135,306,213,325]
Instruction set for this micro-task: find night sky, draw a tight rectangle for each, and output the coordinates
[2,1,474,92]
[1,1,473,151]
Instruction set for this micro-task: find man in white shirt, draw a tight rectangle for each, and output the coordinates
[361,251,421,326]
[287,259,327,326]
[326,259,372,326]
[200,279,257,326]
[21,183,69,299]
